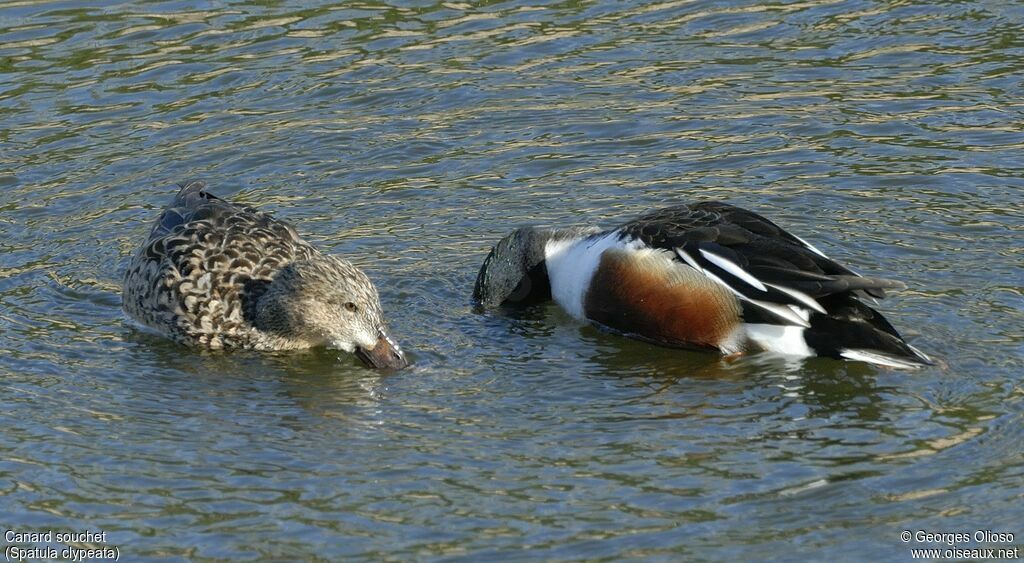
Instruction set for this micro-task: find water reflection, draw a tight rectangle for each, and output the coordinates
[2,0,1023,558]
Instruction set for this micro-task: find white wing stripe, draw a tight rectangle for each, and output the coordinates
[765,282,827,314]
[788,304,811,323]
[906,343,932,364]
[750,299,811,328]
[792,234,829,258]
[840,349,924,369]
[702,269,741,296]
[675,248,704,272]
[702,270,811,328]
[698,249,768,292]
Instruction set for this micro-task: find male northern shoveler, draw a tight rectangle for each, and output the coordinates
[122,181,408,369]
[473,202,931,369]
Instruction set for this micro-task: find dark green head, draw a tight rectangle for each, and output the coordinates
[473,226,601,308]
[472,227,555,308]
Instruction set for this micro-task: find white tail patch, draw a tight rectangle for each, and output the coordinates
[745,323,812,357]
[840,349,927,369]
[765,282,827,314]
[699,248,767,292]
[792,234,829,259]
[703,270,811,328]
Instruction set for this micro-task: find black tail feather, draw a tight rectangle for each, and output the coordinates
[804,295,931,366]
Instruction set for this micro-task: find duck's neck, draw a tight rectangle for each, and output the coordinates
[251,266,318,346]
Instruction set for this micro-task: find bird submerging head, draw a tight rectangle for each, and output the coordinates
[474,201,931,369]
[122,181,407,369]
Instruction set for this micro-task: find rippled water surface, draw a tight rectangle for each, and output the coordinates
[2,0,1023,560]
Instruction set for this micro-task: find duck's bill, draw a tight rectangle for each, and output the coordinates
[355,331,408,370]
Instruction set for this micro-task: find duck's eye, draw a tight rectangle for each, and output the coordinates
[344,302,359,313]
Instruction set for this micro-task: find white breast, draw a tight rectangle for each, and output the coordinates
[544,232,626,319]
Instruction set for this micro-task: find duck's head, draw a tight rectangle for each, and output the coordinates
[473,227,561,309]
[256,257,408,369]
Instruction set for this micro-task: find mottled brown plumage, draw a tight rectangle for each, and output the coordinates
[122,181,407,368]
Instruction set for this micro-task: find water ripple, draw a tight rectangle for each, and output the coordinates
[1,0,1022,559]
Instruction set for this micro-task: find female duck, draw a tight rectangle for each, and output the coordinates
[123,181,407,369]
[474,202,930,369]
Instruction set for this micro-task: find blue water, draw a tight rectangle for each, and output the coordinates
[1,0,1022,559]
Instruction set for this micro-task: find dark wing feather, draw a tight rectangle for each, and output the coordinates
[618,202,904,325]
[145,179,283,239]
[147,180,226,240]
